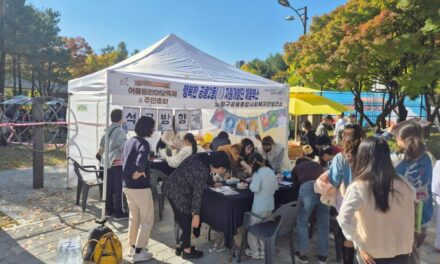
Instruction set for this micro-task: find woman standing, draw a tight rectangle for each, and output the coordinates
[122,116,155,263]
[160,133,204,168]
[163,151,230,259]
[390,122,434,261]
[337,137,415,264]
[245,153,279,259]
[320,123,365,264]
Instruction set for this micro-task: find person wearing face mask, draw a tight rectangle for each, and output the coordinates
[239,138,255,175]
[163,151,230,259]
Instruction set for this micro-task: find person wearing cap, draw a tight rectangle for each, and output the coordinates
[122,116,156,263]
[316,114,333,138]
[261,135,291,174]
[163,151,230,259]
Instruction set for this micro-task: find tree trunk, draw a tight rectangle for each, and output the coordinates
[351,82,374,128]
[18,56,22,95]
[12,55,17,95]
[31,67,35,97]
[397,96,408,122]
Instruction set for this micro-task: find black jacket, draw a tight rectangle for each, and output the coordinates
[122,136,151,189]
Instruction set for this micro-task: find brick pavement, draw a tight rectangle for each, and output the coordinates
[0,166,439,264]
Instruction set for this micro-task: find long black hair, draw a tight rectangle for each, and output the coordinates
[395,121,425,161]
[240,138,255,162]
[248,152,271,174]
[184,133,197,155]
[353,137,401,213]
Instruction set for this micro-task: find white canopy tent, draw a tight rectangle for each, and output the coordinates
[68,34,289,218]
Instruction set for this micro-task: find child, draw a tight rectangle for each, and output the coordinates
[246,153,279,259]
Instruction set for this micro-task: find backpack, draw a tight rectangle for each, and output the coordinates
[82,225,122,264]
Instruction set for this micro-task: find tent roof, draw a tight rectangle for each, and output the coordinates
[69,34,284,93]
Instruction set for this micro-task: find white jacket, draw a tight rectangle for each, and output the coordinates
[161,145,205,168]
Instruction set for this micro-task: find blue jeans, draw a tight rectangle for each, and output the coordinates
[296,181,330,256]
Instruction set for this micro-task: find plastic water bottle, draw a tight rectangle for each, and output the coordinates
[56,239,67,264]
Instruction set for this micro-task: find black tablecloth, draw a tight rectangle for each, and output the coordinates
[150,159,174,176]
[201,185,297,249]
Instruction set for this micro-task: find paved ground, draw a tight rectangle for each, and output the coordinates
[0,166,439,264]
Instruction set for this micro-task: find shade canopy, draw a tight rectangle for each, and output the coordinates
[290,86,320,94]
[289,93,349,115]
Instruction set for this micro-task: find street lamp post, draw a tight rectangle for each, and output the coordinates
[278,0,308,35]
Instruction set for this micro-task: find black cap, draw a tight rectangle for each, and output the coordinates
[348,113,356,118]
[210,151,230,171]
[324,114,333,121]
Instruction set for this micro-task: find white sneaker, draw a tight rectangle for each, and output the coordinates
[245,248,255,257]
[127,247,135,258]
[130,249,153,263]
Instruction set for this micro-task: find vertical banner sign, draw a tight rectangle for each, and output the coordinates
[157,109,173,131]
[141,108,157,130]
[175,110,190,131]
[123,107,140,131]
[190,109,203,130]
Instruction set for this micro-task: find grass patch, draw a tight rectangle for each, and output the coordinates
[0,145,66,170]
[0,211,18,229]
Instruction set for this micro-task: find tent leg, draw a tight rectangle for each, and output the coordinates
[294,115,298,141]
[66,95,71,190]
[101,93,111,220]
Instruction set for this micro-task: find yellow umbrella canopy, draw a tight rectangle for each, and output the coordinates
[290,86,320,93]
[289,93,349,115]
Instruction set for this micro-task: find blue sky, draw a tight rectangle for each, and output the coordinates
[28,0,347,64]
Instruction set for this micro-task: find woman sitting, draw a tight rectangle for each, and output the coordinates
[160,133,204,168]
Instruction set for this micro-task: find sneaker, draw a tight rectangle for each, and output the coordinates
[181,248,203,259]
[113,212,129,220]
[130,249,153,263]
[294,252,308,264]
[127,247,135,258]
[245,248,255,257]
[318,255,328,264]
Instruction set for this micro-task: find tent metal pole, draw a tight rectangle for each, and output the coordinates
[101,93,111,220]
[295,115,298,141]
[66,94,71,189]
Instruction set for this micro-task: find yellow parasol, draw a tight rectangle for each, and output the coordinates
[289,86,349,141]
[289,93,349,115]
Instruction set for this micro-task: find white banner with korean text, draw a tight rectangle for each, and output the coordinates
[108,71,288,109]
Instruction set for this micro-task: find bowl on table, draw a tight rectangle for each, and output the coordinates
[225,177,240,185]
[237,182,249,190]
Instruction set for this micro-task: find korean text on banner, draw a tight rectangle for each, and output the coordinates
[175,110,190,131]
[157,109,173,131]
[123,107,140,131]
[107,72,287,109]
[190,110,202,130]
